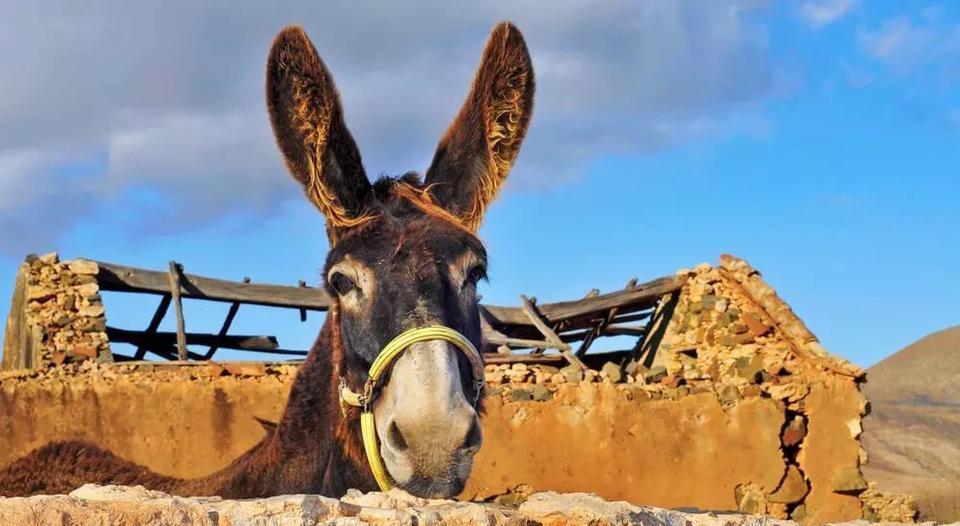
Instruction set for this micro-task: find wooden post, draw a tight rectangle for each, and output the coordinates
[2,263,34,371]
[297,280,308,322]
[520,294,586,370]
[167,261,188,361]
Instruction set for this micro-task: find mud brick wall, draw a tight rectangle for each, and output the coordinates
[2,254,111,370]
[0,362,896,522]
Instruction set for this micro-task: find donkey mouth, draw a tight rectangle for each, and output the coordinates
[382,445,478,498]
[381,435,479,498]
[399,473,469,499]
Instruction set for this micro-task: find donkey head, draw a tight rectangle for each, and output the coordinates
[266,23,534,497]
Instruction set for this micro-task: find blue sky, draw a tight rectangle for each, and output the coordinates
[0,1,957,367]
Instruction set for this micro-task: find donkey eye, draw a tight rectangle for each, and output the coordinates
[329,272,358,296]
[465,265,487,287]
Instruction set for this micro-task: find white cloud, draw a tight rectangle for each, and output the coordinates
[859,15,960,73]
[799,0,856,29]
[0,0,778,254]
[948,109,960,129]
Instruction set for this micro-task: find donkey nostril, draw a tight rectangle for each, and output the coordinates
[387,421,409,452]
[463,419,482,450]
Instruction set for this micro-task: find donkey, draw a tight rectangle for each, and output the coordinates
[0,22,534,499]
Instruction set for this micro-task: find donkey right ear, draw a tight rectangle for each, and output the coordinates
[266,26,373,235]
[424,22,535,232]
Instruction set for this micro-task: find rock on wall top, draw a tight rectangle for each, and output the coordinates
[0,485,938,526]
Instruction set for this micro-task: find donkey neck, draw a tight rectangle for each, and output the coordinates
[187,310,374,498]
[270,309,373,494]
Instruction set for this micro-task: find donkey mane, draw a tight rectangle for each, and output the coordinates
[362,173,477,234]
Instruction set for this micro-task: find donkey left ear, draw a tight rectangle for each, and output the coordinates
[424,22,535,231]
[266,26,373,239]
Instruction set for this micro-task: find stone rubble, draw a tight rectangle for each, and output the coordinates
[0,485,944,526]
[861,483,922,523]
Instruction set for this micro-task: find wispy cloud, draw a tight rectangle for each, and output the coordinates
[839,62,875,88]
[859,14,960,74]
[948,109,960,129]
[799,0,857,29]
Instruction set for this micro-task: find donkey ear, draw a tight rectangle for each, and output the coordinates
[266,26,373,235]
[424,22,535,231]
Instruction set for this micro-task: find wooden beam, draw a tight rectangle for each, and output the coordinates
[297,279,308,322]
[96,261,330,311]
[135,295,171,360]
[483,334,566,351]
[94,260,678,330]
[602,324,647,337]
[520,295,587,370]
[607,312,653,325]
[107,327,280,351]
[167,262,188,361]
[482,275,682,327]
[483,353,565,365]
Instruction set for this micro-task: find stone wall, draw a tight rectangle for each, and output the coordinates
[2,254,110,370]
[629,255,870,522]
[0,485,936,526]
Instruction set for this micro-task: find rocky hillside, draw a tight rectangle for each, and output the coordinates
[0,485,931,526]
[862,326,960,522]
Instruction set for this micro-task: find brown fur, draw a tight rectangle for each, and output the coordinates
[0,21,533,499]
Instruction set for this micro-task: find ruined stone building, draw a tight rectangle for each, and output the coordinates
[1,253,901,522]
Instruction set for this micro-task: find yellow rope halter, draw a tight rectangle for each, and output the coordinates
[337,325,485,491]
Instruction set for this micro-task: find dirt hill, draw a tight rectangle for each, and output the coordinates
[866,325,960,405]
[862,325,960,522]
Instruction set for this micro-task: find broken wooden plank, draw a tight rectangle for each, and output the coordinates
[135,295,171,360]
[483,353,565,365]
[483,334,568,351]
[482,275,681,327]
[96,261,329,311]
[520,295,587,370]
[95,260,677,330]
[107,327,279,351]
